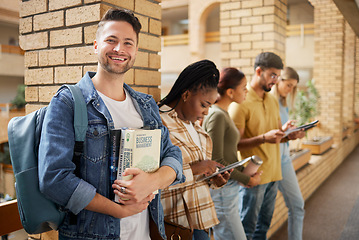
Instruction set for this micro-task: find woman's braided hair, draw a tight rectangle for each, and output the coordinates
[158,59,219,110]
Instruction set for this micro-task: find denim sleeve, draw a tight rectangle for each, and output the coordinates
[38,89,96,214]
[66,179,96,214]
[159,124,185,186]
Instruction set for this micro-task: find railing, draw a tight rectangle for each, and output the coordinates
[162,33,189,46]
[0,44,25,55]
[0,199,23,236]
[162,31,220,46]
[162,23,314,46]
[205,31,220,42]
[286,23,314,37]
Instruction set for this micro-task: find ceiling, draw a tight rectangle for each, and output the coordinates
[289,0,359,36]
[333,0,359,36]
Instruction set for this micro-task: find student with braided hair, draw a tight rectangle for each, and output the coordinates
[158,59,231,240]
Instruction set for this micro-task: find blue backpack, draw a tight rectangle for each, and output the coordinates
[7,85,88,234]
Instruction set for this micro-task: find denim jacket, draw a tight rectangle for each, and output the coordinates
[38,72,184,239]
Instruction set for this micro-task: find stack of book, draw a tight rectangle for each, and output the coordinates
[108,128,161,202]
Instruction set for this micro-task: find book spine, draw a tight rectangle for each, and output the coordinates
[122,130,134,181]
[117,129,126,180]
[109,129,121,201]
[115,129,134,202]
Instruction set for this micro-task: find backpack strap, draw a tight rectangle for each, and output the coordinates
[66,85,88,142]
[63,85,88,225]
[64,85,87,177]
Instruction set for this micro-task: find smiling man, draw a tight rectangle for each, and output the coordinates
[228,52,285,240]
[38,8,184,240]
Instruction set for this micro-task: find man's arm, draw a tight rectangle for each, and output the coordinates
[85,192,152,218]
[114,166,176,203]
[87,167,175,216]
[113,121,183,203]
[230,103,284,150]
[280,119,306,142]
[237,128,285,151]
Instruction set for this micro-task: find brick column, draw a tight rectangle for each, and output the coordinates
[355,37,359,117]
[220,0,287,78]
[342,22,356,133]
[308,0,346,144]
[20,0,162,114]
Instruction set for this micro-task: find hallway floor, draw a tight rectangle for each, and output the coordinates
[270,145,359,240]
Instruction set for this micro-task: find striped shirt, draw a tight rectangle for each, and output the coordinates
[159,105,219,230]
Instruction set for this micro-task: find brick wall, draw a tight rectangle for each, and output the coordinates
[20,0,162,114]
[219,0,287,78]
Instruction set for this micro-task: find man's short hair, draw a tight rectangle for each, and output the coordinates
[254,52,283,71]
[96,8,142,42]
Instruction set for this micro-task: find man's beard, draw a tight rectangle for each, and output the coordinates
[259,74,272,92]
[99,55,134,74]
[262,85,272,92]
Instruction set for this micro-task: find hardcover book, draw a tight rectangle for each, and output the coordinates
[115,128,161,202]
[109,129,121,201]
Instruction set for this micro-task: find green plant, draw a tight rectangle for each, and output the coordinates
[11,84,26,109]
[290,79,320,126]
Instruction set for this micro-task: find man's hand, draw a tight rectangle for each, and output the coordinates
[263,129,284,143]
[86,166,174,219]
[114,165,176,204]
[84,192,151,219]
[114,197,151,218]
[282,120,296,132]
[114,168,159,203]
[114,189,155,206]
[190,160,224,176]
[287,129,305,140]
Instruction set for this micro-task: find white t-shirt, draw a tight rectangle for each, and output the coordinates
[98,90,143,129]
[98,89,150,240]
[183,121,202,151]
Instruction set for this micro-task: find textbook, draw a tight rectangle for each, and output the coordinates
[109,129,121,201]
[115,128,161,202]
[283,120,319,138]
